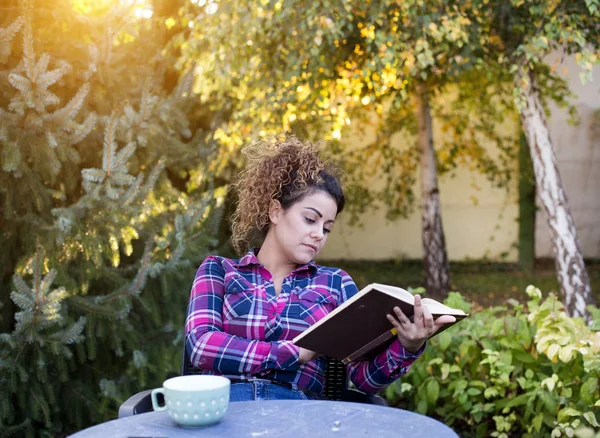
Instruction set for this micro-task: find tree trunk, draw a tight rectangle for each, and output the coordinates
[416,84,451,300]
[516,69,595,319]
[518,129,536,275]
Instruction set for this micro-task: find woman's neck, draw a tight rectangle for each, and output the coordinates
[256,235,296,279]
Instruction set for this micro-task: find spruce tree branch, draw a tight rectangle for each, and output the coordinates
[22,14,35,81]
[126,237,153,296]
[67,297,124,318]
[111,141,136,171]
[12,343,28,369]
[30,382,51,425]
[103,108,123,176]
[0,16,24,43]
[34,250,42,308]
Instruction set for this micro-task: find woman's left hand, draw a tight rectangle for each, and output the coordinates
[386,295,456,354]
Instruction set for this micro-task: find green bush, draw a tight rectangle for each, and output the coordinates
[385,287,600,438]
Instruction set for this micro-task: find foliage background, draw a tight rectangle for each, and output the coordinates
[0,0,599,437]
[0,1,227,435]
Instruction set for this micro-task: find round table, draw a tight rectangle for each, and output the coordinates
[70,400,459,437]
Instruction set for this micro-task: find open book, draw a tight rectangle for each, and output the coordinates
[293,283,468,364]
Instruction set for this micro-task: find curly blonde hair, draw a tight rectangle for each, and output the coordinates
[230,135,345,254]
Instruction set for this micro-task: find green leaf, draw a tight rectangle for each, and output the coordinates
[438,331,452,351]
[557,407,581,423]
[583,412,599,427]
[542,376,556,392]
[558,345,577,363]
[532,412,543,432]
[491,318,504,335]
[484,387,499,399]
[580,377,598,405]
[539,391,557,413]
[426,379,440,404]
[505,393,529,408]
[441,363,450,380]
[513,351,536,364]
[467,388,482,396]
[517,320,532,347]
[428,358,443,366]
[547,344,560,360]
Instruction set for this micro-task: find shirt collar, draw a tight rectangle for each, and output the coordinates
[233,247,318,274]
[234,248,262,268]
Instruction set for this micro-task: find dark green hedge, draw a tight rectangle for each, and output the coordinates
[385,287,600,438]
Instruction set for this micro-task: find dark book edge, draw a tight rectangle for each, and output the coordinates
[341,314,470,364]
[342,328,397,364]
[292,284,379,343]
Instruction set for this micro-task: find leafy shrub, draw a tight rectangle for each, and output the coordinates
[385,287,600,438]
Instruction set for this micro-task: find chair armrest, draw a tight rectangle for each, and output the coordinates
[341,388,388,406]
[118,389,159,418]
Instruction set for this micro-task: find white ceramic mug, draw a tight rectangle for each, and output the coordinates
[151,375,230,427]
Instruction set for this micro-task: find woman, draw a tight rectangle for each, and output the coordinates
[185,136,453,401]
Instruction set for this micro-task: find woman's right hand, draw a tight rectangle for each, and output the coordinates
[298,347,319,363]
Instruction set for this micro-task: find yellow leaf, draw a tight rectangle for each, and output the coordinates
[547,344,560,360]
[558,346,575,363]
[165,17,177,29]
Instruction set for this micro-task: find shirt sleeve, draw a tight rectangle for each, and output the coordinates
[339,270,426,393]
[184,256,300,375]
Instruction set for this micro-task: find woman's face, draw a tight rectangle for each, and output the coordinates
[269,190,338,265]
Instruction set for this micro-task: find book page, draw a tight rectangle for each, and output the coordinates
[370,283,414,303]
[372,283,466,316]
[421,298,467,316]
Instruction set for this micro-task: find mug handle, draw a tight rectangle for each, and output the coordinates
[151,388,166,411]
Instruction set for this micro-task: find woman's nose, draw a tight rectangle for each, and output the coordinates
[311,228,324,240]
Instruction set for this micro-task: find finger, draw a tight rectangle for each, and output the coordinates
[413,295,423,325]
[386,313,401,330]
[422,305,434,331]
[434,315,456,329]
[393,306,411,325]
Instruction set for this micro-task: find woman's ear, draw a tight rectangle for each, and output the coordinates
[268,200,282,224]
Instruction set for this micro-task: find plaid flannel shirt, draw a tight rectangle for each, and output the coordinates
[184,249,424,395]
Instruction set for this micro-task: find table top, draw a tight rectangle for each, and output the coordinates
[70,400,459,437]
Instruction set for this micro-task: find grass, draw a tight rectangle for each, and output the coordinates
[319,258,600,311]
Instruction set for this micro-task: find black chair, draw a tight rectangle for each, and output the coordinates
[118,347,387,418]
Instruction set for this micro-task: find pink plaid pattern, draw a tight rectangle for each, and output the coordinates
[185,249,424,394]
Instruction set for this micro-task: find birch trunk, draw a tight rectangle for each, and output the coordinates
[416,85,451,300]
[517,69,595,319]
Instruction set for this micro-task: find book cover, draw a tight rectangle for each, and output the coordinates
[293,283,468,363]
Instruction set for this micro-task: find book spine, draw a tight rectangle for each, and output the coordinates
[342,328,398,365]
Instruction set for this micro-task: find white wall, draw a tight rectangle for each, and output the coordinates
[535,54,600,259]
[318,53,600,262]
[319,100,521,262]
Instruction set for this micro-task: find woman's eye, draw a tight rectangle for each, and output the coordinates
[305,217,316,224]
[323,228,331,234]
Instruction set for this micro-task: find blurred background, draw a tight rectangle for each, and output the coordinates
[0,0,598,436]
